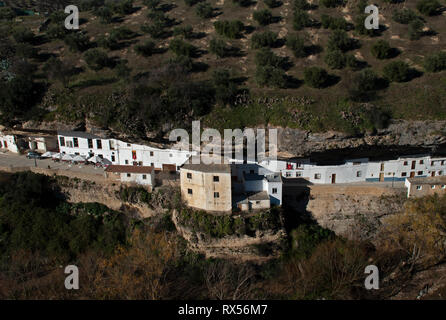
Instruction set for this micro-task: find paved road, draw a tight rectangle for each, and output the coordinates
[0,151,105,176]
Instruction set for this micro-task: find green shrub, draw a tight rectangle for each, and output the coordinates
[135,40,156,56]
[214,20,244,38]
[255,47,285,68]
[321,14,348,30]
[371,40,392,59]
[141,22,167,38]
[64,32,91,52]
[212,69,238,104]
[84,48,110,70]
[12,27,35,43]
[110,27,137,40]
[286,34,306,58]
[408,19,424,40]
[416,0,441,16]
[293,9,311,30]
[392,8,418,24]
[324,49,346,69]
[185,0,203,6]
[209,37,228,57]
[294,0,310,10]
[169,38,196,57]
[264,0,282,8]
[233,0,253,6]
[320,0,344,8]
[424,52,446,72]
[383,61,411,82]
[47,24,68,40]
[251,30,278,48]
[94,6,113,23]
[173,25,194,39]
[327,30,356,52]
[304,67,329,88]
[255,65,287,88]
[143,0,161,9]
[196,2,214,18]
[253,9,273,26]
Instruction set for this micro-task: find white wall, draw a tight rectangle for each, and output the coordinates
[58,135,119,164]
[0,134,19,153]
[120,172,155,186]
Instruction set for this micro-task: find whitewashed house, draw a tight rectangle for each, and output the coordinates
[57,131,120,164]
[115,139,194,171]
[0,132,20,153]
[105,165,155,190]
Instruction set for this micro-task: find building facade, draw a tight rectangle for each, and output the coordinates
[0,132,21,153]
[58,131,120,164]
[405,176,446,198]
[180,164,232,212]
[105,165,155,190]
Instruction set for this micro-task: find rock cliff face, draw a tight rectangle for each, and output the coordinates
[56,178,156,218]
[277,120,446,158]
[304,184,407,240]
[172,210,287,262]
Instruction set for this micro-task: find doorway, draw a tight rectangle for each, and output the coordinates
[411,161,416,170]
[410,172,415,178]
[331,174,336,184]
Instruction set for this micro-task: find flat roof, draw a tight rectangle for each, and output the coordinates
[182,163,231,173]
[58,131,104,140]
[407,176,446,185]
[265,174,281,183]
[105,165,154,174]
[248,191,270,201]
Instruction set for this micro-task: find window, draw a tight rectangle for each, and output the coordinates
[296,172,302,177]
[214,192,219,198]
[442,185,445,189]
[356,171,362,177]
[314,173,321,179]
[213,176,219,182]
[142,175,147,180]
[431,161,435,166]
[272,188,277,194]
[151,163,154,167]
[125,160,129,165]
[109,141,115,150]
[187,173,192,179]
[256,201,260,204]
[187,189,193,195]
[127,143,131,147]
[66,141,73,148]
[403,161,408,166]
[59,137,65,147]
[150,151,154,156]
[417,171,423,175]
[401,172,407,177]
[286,172,291,177]
[73,138,78,148]
[127,173,131,178]
[169,153,173,157]
[416,185,422,190]
[442,160,445,165]
[132,150,137,160]
[431,185,436,189]
[439,171,443,176]
[96,140,102,149]
[88,139,93,149]
[111,155,115,162]
[420,160,424,164]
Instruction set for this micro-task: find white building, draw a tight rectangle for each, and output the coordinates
[259,154,446,185]
[58,131,120,164]
[105,165,155,190]
[28,136,58,153]
[0,132,20,153]
[115,140,194,171]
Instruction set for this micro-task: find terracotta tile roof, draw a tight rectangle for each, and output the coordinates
[105,165,154,174]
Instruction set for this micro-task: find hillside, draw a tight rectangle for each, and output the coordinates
[1,0,446,139]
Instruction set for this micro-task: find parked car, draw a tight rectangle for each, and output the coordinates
[26,151,41,159]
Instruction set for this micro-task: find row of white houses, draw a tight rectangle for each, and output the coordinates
[57,131,195,171]
[4,129,446,188]
[259,154,446,184]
